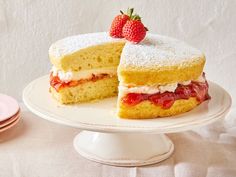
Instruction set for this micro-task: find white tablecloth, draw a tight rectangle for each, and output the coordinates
[0,104,235,177]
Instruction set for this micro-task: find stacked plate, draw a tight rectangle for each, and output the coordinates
[0,94,21,132]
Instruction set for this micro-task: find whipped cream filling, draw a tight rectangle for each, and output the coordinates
[51,66,117,83]
[119,74,205,95]
[52,66,206,95]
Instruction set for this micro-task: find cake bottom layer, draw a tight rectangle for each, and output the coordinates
[118,97,199,119]
[50,77,118,104]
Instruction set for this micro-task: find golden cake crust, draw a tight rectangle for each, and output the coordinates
[118,57,205,85]
[118,33,205,85]
[50,42,125,71]
[49,32,125,71]
[118,97,199,119]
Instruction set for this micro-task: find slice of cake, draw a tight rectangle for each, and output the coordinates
[117,34,210,118]
[49,33,125,104]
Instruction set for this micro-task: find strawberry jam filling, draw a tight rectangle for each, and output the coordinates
[122,80,210,109]
[50,73,112,92]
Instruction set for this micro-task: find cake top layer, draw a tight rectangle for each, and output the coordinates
[49,32,204,68]
[49,32,123,59]
[120,34,204,68]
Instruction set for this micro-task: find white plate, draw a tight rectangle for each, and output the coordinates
[23,75,231,134]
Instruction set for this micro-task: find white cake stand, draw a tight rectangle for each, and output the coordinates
[23,75,231,166]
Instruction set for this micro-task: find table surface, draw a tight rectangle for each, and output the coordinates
[0,103,236,177]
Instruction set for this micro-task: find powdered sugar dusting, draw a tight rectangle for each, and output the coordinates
[49,32,204,67]
[49,32,123,59]
[120,34,204,68]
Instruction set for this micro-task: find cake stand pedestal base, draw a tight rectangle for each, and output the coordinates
[73,131,174,166]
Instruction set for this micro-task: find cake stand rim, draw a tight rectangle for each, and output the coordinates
[22,75,232,134]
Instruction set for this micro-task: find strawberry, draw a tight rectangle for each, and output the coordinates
[109,8,148,41]
[175,85,191,99]
[109,10,130,38]
[149,92,175,109]
[122,93,147,106]
[122,20,147,43]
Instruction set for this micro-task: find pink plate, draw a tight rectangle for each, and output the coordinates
[0,110,20,128]
[0,94,19,122]
[0,116,21,133]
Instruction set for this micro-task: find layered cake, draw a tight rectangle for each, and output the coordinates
[49,32,210,119]
[49,9,210,119]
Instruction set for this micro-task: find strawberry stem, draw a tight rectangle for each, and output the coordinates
[127,8,134,17]
[120,8,145,22]
[132,14,141,20]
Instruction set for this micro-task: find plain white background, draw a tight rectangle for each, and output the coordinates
[0,0,236,102]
